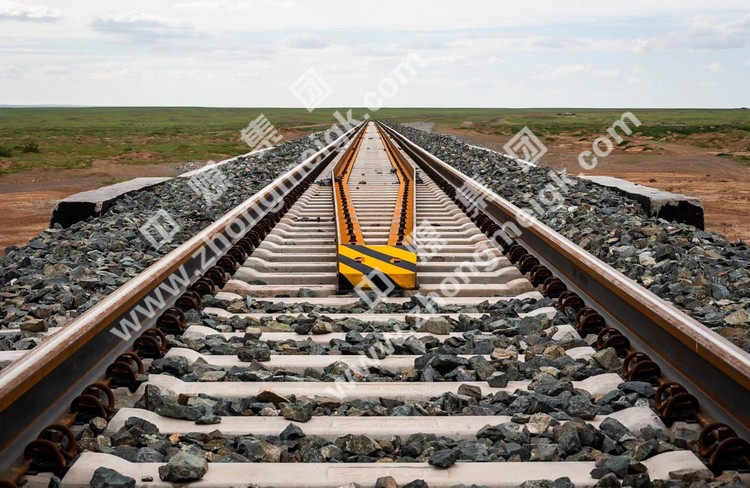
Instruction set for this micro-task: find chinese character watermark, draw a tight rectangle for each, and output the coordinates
[289,67,332,112]
[503,126,547,167]
[240,114,283,151]
[139,209,181,250]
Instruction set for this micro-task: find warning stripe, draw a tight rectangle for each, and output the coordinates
[345,245,417,271]
[337,247,416,290]
[338,245,416,278]
[339,256,412,290]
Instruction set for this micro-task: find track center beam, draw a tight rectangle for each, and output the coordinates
[333,122,417,292]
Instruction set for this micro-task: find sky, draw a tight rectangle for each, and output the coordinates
[0,0,748,108]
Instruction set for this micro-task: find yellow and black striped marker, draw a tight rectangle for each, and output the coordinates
[337,244,417,291]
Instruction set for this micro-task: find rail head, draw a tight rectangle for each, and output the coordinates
[378,122,417,247]
[332,126,366,246]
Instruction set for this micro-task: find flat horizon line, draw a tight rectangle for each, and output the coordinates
[1,105,747,110]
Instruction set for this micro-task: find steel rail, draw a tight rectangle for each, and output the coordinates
[0,122,364,482]
[378,123,416,247]
[332,126,366,245]
[380,122,750,441]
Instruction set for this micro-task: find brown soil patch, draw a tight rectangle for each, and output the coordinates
[0,130,306,254]
[442,129,750,242]
[0,160,184,253]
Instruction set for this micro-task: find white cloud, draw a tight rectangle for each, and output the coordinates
[41,66,70,77]
[91,11,199,40]
[664,14,750,50]
[704,62,723,72]
[626,77,650,85]
[175,0,296,11]
[0,65,23,79]
[551,63,591,77]
[630,38,650,53]
[282,34,329,49]
[593,69,619,77]
[0,0,62,22]
[423,54,470,66]
[174,0,247,11]
[90,67,147,80]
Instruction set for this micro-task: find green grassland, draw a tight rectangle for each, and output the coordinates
[0,107,748,176]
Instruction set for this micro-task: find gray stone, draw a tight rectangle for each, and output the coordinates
[604,455,631,477]
[710,283,730,300]
[457,383,482,400]
[238,342,271,362]
[428,448,458,468]
[236,437,279,462]
[158,451,208,482]
[566,396,598,420]
[668,468,714,482]
[152,356,189,376]
[487,371,509,387]
[335,434,381,455]
[593,473,621,487]
[417,317,452,335]
[403,335,427,355]
[618,381,654,397]
[89,417,108,434]
[529,444,563,462]
[553,422,581,454]
[136,447,164,462]
[521,481,554,488]
[280,402,314,423]
[90,467,135,488]
[195,412,221,425]
[599,417,629,441]
[672,426,700,449]
[296,288,316,298]
[280,423,306,440]
[124,416,159,436]
[477,422,529,444]
[155,401,203,421]
[592,347,620,371]
[552,477,575,488]
[623,473,650,488]
[375,476,399,488]
[430,354,468,373]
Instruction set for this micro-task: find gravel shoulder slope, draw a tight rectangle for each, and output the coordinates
[389,123,750,353]
[0,134,322,345]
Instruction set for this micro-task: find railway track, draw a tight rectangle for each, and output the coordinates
[0,121,748,487]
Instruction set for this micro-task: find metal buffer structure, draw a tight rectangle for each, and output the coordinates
[333,123,417,292]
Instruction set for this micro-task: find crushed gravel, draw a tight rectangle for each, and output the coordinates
[0,136,324,345]
[386,123,750,353]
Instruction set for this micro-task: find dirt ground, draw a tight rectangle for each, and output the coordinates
[0,159,186,252]
[0,129,309,254]
[1,127,748,254]
[442,129,750,242]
